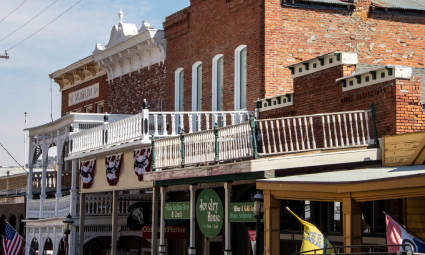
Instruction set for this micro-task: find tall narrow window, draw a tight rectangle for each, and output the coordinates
[192,62,202,111]
[212,54,224,111]
[174,68,184,111]
[234,45,247,110]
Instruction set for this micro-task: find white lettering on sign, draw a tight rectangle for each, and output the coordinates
[68,83,99,106]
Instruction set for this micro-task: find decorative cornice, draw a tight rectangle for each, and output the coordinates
[50,57,106,92]
[93,11,166,81]
[337,65,413,92]
[257,94,294,112]
[287,52,358,78]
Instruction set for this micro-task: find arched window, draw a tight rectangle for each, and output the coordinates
[174,68,184,111]
[212,54,224,111]
[234,45,247,110]
[192,62,202,111]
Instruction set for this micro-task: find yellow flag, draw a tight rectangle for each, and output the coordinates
[286,207,334,254]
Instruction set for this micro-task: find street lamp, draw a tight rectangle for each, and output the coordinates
[63,214,74,255]
[253,191,264,255]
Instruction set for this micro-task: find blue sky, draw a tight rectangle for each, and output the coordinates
[0,0,189,166]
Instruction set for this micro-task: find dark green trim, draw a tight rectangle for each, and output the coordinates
[155,172,264,187]
[151,135,156,169]
[180,129,185,168]
[214,123,219,163]
[250,114,259,159]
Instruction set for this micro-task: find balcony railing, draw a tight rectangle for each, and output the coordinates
[26,195,72,219]
[85,193,150,216]
[153,108,377,170]
[257,109,375,155]
[69,109,250,155]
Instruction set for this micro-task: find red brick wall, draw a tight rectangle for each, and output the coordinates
[164,0,264,111]
[395,78,425,134]
[260,64,425,137]
[61,74,109,116]
[108,63,166,114]
[264,0,425,97]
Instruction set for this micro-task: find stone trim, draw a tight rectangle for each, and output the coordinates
[337,65,413,92]
[288,52,358,78]
[257,94,294,112]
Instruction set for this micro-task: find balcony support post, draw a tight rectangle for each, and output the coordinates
[79,192,86,255]
[151,186,159,255]
[27,140,34,213]
[159,186,167,254]
[188,184,196,255]
[40,142,49,218]
[141,99,150,143]
[224,182,232,255]
[264,190,280,255]
[111,190,119,255]
[70,159,78,216]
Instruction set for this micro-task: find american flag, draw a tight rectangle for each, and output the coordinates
[2,221,24,255]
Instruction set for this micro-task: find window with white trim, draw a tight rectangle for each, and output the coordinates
[174,68,184,111]
[212,54,224,111]
[234,45,247,110]
[192,62,202,111]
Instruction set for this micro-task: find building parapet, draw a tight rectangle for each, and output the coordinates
[288,52,358,78]
[337,65,413,92]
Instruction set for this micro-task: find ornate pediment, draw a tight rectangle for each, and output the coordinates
[93,10,166,80]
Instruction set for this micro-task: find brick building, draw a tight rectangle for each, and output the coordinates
[163,0,425,113]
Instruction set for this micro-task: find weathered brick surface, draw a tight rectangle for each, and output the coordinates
[264,0,425,97]
[108,63,166,114]
[164,0,264,111]
[61,74,109,116]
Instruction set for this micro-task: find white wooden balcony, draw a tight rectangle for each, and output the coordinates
[27,195,72,219]
[153,109,377,170]
[69,108,251,156]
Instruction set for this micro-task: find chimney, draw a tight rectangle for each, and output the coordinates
[353,0,372,21]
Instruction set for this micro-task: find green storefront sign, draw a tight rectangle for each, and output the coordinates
[229,202,256,222]
[196,189,223,238]
[164,202,190,220]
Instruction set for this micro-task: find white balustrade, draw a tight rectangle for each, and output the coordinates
[26,195,72,219]
[154,122,254,170]
[256,110,373,155]
[84,193,147,216]
[69,110,250,155]
[218,123,253,162]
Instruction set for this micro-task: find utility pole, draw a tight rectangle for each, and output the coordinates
[0,50,9,59]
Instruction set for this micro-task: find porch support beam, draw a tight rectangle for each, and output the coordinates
[342,196,362,253]
[264,190,280,255]
[111,190,119,255]
[151,186,159,255]
[159,186,167,254]
[78,192,86,255]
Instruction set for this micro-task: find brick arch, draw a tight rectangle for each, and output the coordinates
[8,214,17,229]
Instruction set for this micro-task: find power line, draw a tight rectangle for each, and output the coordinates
[0,0,61,43]
[0,140,26,173]
[7,0,83,52]
[0,0,29,25]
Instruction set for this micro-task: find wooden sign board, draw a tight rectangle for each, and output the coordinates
[383,132,425,167]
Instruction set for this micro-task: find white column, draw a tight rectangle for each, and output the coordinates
[70,159,78,216]
[224,182,232,255]
[39,236,45,255]
[111,190,119,255]
[27,142,34,215]
[40,142,49,218]
[56,137,64,198]
[188,185,196,255]
[151,186,159,255]
[69,226,77,255]
[25,232,32,255]
[159,186,167,254]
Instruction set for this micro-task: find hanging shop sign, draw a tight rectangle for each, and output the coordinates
[80,159,96,189]
[105,153,123,186]
[196,189,223,238]
[68,83,99,106]
[134,148,152,181]
[141,225,187,240]
[127,202,152,231]
[229,202,256,222]
[164,202,190,220]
